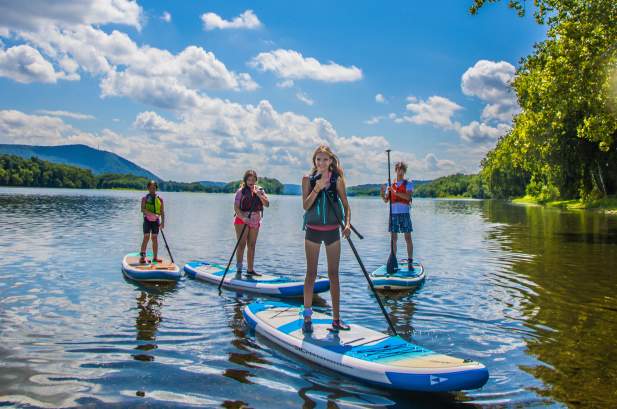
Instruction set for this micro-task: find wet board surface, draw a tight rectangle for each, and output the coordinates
[184,261,329,297]
[243,301,489,392]
[370,260,426,290]
[122,252,181,282]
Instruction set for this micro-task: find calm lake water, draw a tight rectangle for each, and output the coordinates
[1,187,616,408]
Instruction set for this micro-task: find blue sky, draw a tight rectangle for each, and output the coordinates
[0,0,546,184]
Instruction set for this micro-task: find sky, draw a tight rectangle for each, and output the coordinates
[0,0,546,184]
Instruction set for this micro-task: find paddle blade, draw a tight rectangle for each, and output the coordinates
[386,252,398,274]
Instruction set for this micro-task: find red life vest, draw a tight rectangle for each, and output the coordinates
[390,179,411,205]
[239,186,264,213]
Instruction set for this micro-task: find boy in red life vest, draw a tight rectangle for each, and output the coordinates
[380,161,414,269]
[139,180,165,264]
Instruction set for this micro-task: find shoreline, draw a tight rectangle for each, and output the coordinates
[512,195,617,213]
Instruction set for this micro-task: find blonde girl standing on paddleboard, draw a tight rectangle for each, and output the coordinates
[234,170,270,277]
[302,145,352,333]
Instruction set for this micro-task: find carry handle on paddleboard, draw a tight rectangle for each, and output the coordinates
[323,192,398,336]
[218,188,261,291]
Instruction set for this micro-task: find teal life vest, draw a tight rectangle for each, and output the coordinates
[303,172,344,229]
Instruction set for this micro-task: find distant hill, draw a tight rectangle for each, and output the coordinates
[0,144,160,181]
[347,180,431,196]
[198,180,226,188]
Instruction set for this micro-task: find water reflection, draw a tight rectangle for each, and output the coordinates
[2,188,617,408]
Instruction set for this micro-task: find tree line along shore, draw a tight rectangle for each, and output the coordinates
[1,154,615,211]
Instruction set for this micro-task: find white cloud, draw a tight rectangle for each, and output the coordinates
[276,79,294,88]
[201,10,262,31]
[461,60,520,123]
[365,116,384,125]
[375,93,386,103]
[133,111,175,133]
[458,121,510,143]
[9,24,258,98]
[0,0,142,32]
[403,96,462,129]
[0,45,63,83]
[250,49,362,83]
[296,91,314,106]
[424,153,456,172]
[36,110,95,120]
[161,12,172,23]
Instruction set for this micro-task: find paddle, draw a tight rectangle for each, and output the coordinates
[385,149,399,275]
[323,192,398,336]
[159,228,175,264]
[218,188,260,291]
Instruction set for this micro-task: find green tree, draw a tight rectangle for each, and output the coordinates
[473,0,617,200]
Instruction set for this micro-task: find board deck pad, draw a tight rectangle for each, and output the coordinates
[244,301,489,392]
[184,261,329,297]
[370,260,426,290]
[122,252,181,282]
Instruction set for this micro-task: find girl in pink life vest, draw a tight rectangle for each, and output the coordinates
[140,180,165,264]
[380,161,414,268]
[301,145,352,334]
[234,170,270,277]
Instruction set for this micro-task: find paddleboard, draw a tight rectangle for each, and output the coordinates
[122,252,181,282]
[184,261,329,297]
[370,260,426,290]
[243,301,488,392]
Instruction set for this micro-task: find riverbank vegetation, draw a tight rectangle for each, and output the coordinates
[0,154,283,194]
[472,0,617,204]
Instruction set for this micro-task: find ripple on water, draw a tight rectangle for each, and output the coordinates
[2,189,616,408]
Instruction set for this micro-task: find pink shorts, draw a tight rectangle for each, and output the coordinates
[234,216,260,229]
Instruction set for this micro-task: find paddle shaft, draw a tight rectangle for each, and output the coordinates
[218,189,261,290]
[159,228,175,264]
[323,193,398,336]
[386,150,395,256]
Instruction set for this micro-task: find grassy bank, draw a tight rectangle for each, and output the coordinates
[512,195,617,212]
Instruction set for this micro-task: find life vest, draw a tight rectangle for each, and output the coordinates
[390,179,411,205]
[144,194,162,215]
[239,186,264,213]
[304,171,344,227]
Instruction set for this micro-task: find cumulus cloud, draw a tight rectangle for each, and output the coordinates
[201,10,262,31]
[250,49,362,83]
[36,110,95,120]
[375,93,386,103]
[6,24,258,103]
[461,60,520,123]
[424,153,456,172]
[458,121,511,143]
[0,45,63,83]
[296,91,314,106]
[161,11,172,23]
[403,96,462,129]
[0,0,142,32]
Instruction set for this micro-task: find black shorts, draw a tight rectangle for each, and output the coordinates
[305,227,340,245]
[143,219,160,235]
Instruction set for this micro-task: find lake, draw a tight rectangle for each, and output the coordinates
[1,187,616,408]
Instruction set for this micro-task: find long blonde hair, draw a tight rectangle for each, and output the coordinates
[310,145,344,181]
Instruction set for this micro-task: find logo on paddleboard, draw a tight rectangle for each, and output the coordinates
[430,375,448,385]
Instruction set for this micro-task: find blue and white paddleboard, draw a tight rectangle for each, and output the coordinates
[370,260,426,290]
[122,252,181,282]
[184,261,330,297]
[243,301,489,392]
